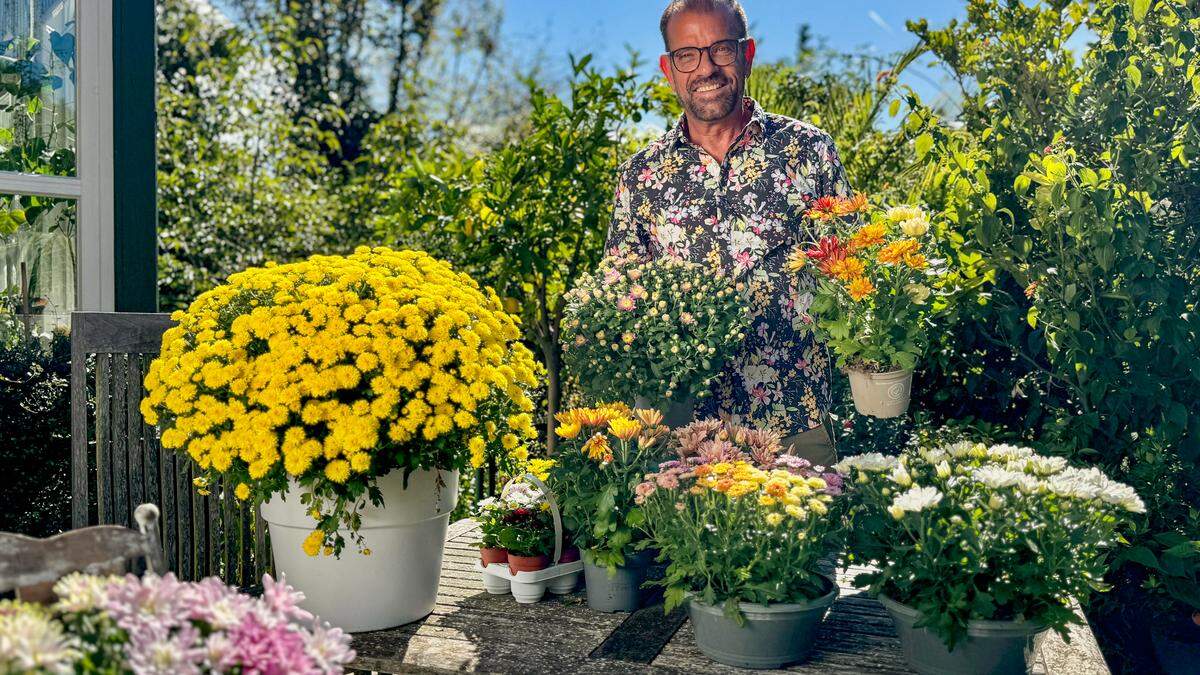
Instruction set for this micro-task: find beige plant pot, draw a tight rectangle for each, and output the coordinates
[846,367,913,418]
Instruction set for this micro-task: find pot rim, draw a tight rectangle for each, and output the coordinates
[878,593,1049,637]
[843,365,914,378]
[687,577,839,615]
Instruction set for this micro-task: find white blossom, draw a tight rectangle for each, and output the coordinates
[891,486,944,514]
[835,452,899,474]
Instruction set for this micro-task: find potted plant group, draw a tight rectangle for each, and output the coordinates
[495,478,557,573]
[475,496,509,566]
[141,247,541,631]
[637,419,847,669]
[792,197,947,418]
[836,441,1146,674]
[561,254,748,426]
[548,404,671,611]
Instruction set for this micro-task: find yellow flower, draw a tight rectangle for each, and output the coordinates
[847,277,876,301]
[501,433,518,450]
[633,408,664,427]
[556,421,582,439]
[903,253,928,270]
[899,216,930,237]
[234,483,250,501]
[758,495,777,507]
[785,247,808,273]
[886,205,923,223]
[303,530,323,557]
[765,512,784,527]
[324,460,351,484]
[581,433,612,461]
[608,418,643,441]
[527,458,556,480]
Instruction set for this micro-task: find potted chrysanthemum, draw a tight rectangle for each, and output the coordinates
[548,404,672,612]
[141,247,541,631]
[837,441,1145,675]
[791,197,948,418]
[562,254,748,426]
[637,420,847,668]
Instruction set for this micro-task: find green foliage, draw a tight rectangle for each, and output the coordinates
[374,56,671,445]
[0,330,73,537]
[900,0,1199,621]
[155,0,349,311]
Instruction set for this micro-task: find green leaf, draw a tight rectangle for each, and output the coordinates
[914,133,933,160]
[1131,0,1150,22]
[888,99,901,118]
[1125,64,1142,89]
[1026,306,1039,329]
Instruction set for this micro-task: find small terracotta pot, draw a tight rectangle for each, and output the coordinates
[507,553,550,575]
[559,546,581,563]
[480,547,507,566]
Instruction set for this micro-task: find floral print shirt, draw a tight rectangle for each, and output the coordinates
[604,97,855,437]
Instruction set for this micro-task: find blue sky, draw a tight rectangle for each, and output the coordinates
[500,1,969,105]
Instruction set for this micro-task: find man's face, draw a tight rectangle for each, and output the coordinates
[659,8,756,124]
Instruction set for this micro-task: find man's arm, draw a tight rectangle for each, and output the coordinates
[603,163,650,258]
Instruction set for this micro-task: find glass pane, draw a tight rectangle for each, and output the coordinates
[0,192,74,342]
[0,0,77,178]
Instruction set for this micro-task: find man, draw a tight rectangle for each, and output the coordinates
[605,0,859,467]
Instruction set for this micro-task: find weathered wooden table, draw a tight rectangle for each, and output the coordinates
[350,520,1110,674]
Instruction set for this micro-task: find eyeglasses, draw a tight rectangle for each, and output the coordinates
[666,37,748,73]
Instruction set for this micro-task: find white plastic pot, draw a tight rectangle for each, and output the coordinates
[260,468,459,632]
[846,367,913,418]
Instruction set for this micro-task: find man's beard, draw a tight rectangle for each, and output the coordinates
[680,76,742,123]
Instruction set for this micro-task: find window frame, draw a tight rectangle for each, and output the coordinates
[0,0,115,313]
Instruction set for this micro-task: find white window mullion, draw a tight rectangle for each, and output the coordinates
[0,174,82,200]
[75,0,115,313]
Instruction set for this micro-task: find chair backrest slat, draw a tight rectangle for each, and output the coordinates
[69,312,272,587]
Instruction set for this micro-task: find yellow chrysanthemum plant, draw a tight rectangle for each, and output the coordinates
[792,196,949,374]
[545,404,672,572]
[141,247,542,557]
[636,419,848,622]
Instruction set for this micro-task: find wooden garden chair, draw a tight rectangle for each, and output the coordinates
[0,502,166,603]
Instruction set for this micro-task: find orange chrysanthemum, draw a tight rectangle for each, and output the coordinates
[878,239,921,265]
[807,196,840,221]
[834,193,869,216]
[848,222,887,251]
[608,417,643,441]
[903,253,928,270]
[581,433,612,461]
[847,277,876,301]
[827,257,866,282]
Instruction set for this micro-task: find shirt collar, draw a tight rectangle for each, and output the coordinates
[664,96,768,152]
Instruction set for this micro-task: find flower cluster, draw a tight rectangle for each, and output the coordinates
[837,441,1145,647]
[636,420,846,618]
[793,198,947,372]
[141,247,542,556]
[548,405,671,570]
[561,255,748,404]
[0,573,354,674]
[491,477,556,558]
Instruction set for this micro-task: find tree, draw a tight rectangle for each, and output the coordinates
[374,56,669,448]
[901,0,1199,668]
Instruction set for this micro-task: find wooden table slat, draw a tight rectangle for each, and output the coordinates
[350,520,1110,675]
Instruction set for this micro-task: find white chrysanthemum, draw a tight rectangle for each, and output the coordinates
[1044,473,1102,501]
[986,444,1035,462]
[943,441,977,458]
[1016,475,1043,494]
[0,604,81,674]
[891,486,944,514]
[972,465,1025,489]
[834,452,899,474]
[51,573,114,614]
[1098,481,1146,513]
[919,447,950,464]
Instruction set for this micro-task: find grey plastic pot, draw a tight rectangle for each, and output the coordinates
[632,395,695,428]
[879,594,1049,675]
[582,549,655,612]
[687,581,839,669]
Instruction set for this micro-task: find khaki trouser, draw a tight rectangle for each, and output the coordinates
[780,416,838,470]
